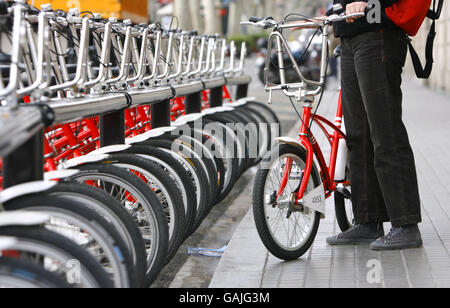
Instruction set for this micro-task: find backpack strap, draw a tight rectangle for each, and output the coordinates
[407,20,436,79]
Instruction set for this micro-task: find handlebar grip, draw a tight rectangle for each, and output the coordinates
[249,16,264,23]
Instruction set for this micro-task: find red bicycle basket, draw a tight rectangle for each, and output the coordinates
[385,0,431,36]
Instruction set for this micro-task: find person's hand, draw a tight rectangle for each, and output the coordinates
[346,2,367,23]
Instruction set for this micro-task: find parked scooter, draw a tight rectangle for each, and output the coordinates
[256,30,322,85]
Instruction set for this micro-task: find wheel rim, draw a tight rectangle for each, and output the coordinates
[71,173,160,275]
[114,163,176,240]
[35,208,128,287]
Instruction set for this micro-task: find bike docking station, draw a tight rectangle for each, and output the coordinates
[0,0,282,288]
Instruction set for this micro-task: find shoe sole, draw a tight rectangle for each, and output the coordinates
[370,241,423,251]
[327,238,377,246]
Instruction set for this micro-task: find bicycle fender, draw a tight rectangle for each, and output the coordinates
[275,136,322,180]
[226,96,256,107]
[90,144,131,155]
[202,106,235,115]
[174,113,203,125]
[44,169,81,181]
[59,154,109,169]
[0,211,50,227]
[275,137,326,217]
[126,126,178,145]
[0,237,17,250]
[0,181,57,204]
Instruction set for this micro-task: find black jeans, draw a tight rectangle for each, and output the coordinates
[340,28,422,228]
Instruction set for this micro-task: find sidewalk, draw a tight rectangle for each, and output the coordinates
[209,80,450,288]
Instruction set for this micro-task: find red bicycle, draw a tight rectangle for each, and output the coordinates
[246,13,361,260]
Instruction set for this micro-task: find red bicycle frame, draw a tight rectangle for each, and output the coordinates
[278,90,349,203]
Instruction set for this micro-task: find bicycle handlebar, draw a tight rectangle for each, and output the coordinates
[242,12,365,30]
[242,12,365,100]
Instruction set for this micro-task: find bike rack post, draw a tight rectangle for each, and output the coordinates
[3,130,44,188]
[185,92,202,114]
[209,86,223,108]
[99,111,126,146]
[151,100,171,128]
[236,83,249,100]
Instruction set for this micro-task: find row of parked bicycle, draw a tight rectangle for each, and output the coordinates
[0,0,280,287]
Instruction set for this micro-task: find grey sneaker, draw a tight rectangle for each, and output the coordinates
[370,224,423,251]
[327,223,384,246]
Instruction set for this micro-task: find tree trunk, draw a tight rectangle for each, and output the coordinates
[189,0,204,33]
[228,0,243,35]
[202,0,221,35]
[174,0,193,30]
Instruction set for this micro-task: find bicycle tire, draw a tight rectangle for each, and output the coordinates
[0,257,71,288]
[122,145,198,237]
[0,226,113,288]
[45,182,147,287]
[166,135,219,211]
[105,153,186,263]
[201,119,241,202]
[141,138,211,232]
[334,192,353,232]
[203,112,250,175]
[4,195,134,288]
[67,163,169,287]
[253,144,321,260]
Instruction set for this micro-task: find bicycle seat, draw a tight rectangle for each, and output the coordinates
[333,45,341,59]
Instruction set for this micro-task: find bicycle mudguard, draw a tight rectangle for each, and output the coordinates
[0,211,51,227]
[173,113,203,125]
[44,169,81,181]
[226,97,256,107]
[126,130,167,145]
[201,106,235,116]
[59,154,109,169]
[90,144,132,155]
[0,237,17,250]
[0,181,57,204]
[275,137,326,217]
[275,137,319,174]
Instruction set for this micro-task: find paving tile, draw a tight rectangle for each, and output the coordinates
[210,82,450,289]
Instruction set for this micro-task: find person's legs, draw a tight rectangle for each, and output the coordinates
[352,29,422,228]
[327,36,387,246]
[340,36,390,225]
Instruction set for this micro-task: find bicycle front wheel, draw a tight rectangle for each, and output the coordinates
[253,144,321,260]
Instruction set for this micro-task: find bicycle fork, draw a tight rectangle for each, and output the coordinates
[277,102,314,205]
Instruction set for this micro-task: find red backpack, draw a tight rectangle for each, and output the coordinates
[385,0,444,79]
